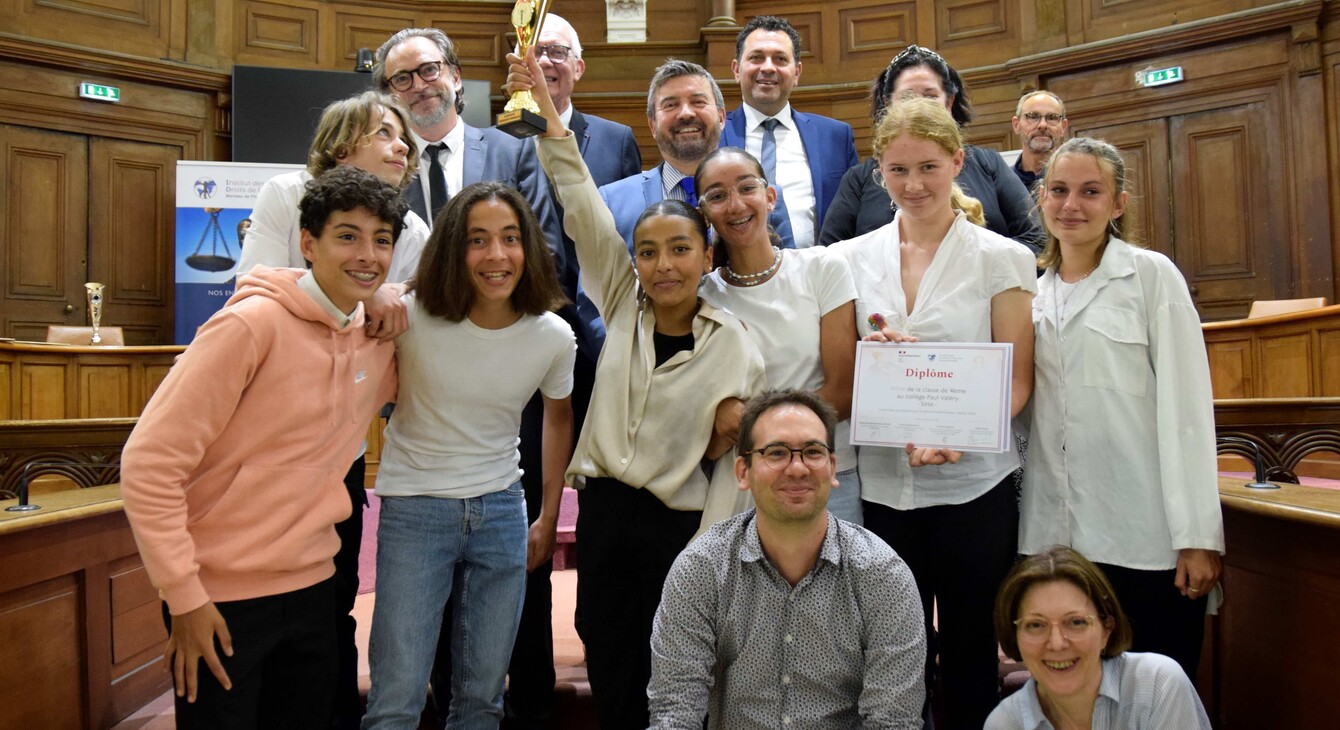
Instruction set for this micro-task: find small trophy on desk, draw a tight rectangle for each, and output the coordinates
[496,0,554,138]
[85,282,105,345]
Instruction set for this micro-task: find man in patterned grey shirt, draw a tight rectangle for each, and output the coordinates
[648,389,927,728]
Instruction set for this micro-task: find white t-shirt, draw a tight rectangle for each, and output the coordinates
[829,211,1037,509]
[376,295,576,499]
[699,246,858,469]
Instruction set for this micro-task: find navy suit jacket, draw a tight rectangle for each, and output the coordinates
[597,164,795,252]
[558,110,641,358]
[721,106,859,239]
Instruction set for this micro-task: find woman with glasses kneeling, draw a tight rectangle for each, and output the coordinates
[988,545,1212,729]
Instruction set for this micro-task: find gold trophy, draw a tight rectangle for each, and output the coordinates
[496,0,553,138]
[85,282,105,345]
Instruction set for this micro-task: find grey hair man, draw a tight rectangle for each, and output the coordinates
[1010,90,1069,193]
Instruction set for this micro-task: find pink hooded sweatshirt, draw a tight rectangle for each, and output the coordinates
[121,267,397,615]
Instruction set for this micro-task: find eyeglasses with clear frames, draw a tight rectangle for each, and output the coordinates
[535,44,573,63]
[387,61,446,92]
[742,443,833,470]
[1022,112,1066,125]
[1014,614,1099,642]
[700,177,768,208]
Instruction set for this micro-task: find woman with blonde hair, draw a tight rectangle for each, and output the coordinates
[1022,136,1223,681]
[829,96,1036,728]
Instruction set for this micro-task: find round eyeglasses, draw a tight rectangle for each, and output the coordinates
[387,61,446,92]
[700,177,768,208]
[742,443,833,470]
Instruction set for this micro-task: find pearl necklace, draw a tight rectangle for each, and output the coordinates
[725,246,782,286]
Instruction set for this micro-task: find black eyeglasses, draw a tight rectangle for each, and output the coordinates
[387,61,446,92]
[1022,112,1066,125]
[536,44,573,63]
[742,443,833,470]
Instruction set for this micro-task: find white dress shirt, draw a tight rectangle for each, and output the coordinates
[410,121,466,214]
[742,103,818,248]
[1021,238,1225,570]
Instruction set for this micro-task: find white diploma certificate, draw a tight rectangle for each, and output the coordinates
[851,342,1013,453]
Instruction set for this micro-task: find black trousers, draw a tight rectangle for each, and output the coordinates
[331,455,368,730]
[577,478,701,730]
[163,576,339,730]
[863,474,1019,730]
[1095,562,1209,680]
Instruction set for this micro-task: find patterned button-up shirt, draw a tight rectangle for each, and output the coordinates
[649,510,927,729]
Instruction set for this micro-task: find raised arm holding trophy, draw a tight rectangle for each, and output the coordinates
[497,0,553,137]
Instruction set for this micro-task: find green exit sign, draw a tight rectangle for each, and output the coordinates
[79,82,121,102]
[1138,66,1184,88]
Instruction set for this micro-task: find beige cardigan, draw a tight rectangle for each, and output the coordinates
[537,133,767,533]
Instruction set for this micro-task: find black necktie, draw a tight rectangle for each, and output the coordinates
[426,142,449,223]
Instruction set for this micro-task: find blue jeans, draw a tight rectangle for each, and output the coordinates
[362,484,528,730]
[828,467,863,525]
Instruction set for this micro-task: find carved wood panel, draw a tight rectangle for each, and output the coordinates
[0,575,84,729]
[1206,337,1253,398]
[235,0,320,64]
[1076,117,1172,259]
[1319,327,1340,396]
[1257,333,1312,397]
[8,0,178,59]
[837,1,917,65]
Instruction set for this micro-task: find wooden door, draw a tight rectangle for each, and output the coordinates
[89,138,178,344]
[0,125,88,341]
[1169,102,1286,321]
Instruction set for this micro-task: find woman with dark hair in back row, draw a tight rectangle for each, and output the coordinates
[819,45,1042,251]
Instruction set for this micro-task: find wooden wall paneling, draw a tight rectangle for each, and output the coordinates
[1284,21,1331,301]
[20,362,70,420]
[1256,332,1312,397]
[107,557,166,668]
[1206,336,1254,398]
[835,0,919,72]
[0,574,86,729]
[234,0,321,66]
[1319,326,1340,395]
[1074,0,1268,46]
[78,363,134,419]
[0,361,10,420]
[89,138,179,345]
[1326,18,1340,304]
[0,124,89,342]
[332,6,419,69]
[936,0,1019,70]
[1170,99,1284,320]
[2,0,184,60]
[1077,118,1172,259]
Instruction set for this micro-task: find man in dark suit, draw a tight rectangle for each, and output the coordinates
[503,14,642,730]
[721,16,859,248]
[599,59,793,250]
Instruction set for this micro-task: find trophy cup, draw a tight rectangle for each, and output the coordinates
[496,0,553,138]
[85,282,105,345]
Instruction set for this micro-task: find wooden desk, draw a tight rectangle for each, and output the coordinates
[1203,304,1340,398]
[0,341,183,420]
[1211,476,1340,728]
[0,485,170,728]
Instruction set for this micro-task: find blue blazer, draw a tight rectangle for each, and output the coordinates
[597,165,795,252]
[721,107,859,238]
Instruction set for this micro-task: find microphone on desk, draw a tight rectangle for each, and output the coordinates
[1216,436,1280,490]
[4,461,122,513]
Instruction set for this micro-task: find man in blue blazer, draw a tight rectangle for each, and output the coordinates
[721,16,859,248]
[599,59,793,251]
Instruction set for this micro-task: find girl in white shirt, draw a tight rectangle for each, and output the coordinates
[692,148,862,525]
[363,181,576,729]
[1022,137,1224,679]
[828,97,1036,729]
[507,50,767,729]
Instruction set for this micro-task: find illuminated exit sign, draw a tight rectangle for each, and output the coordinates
[1138,66,1183,88]
[79,82,121,102]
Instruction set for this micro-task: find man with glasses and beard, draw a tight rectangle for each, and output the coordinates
[1010,91,1069,194]
[648,389,926,728]
[598,59,793,250]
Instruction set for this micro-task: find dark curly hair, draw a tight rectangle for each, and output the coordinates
[870,45,973,126]
[298,165,408,241]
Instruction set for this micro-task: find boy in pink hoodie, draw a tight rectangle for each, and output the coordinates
[121,166,401,728]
